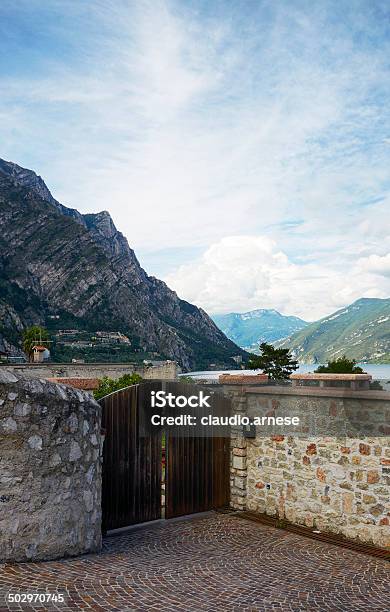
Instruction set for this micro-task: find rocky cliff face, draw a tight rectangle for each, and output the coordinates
[0,159,245,369]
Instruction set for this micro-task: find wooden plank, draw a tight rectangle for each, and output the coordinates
[101,384,161,531]
[165,384,230,518]
[102,381,230,527]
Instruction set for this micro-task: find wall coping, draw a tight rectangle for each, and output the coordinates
[244,385,390,401]
[219,373,269,385]
[290,373,372,381]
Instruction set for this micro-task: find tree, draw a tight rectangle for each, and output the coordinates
[315,356,364,374]
[93,373,143,400]
[22,326,50,362]
[248,342,298,380]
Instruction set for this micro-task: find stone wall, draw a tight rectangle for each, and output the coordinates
[226,388,249,511]
[223,384,390,549]
[0,369,103,562]
[1,361,179,381]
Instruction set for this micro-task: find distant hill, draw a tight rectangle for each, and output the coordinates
[277,298,390,363]
[212,309,308,351]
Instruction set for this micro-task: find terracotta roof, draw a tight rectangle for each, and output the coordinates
[32,345,48,351]
[46,377,100,390]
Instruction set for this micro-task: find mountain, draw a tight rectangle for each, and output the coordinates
[212,309,308,351]
[277,298,390,363]
[0,158,247,370]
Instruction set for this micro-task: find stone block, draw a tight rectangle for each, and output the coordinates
[0,370,18,384]
[342,492,354,514]
[359,443,370,455]
[363,494,376,504]
[367,470,380,484]
[370,503,385,517]
[233,455,246,470]
[316,467,326,482]
[306,443,317,455]
[234,476,246,489]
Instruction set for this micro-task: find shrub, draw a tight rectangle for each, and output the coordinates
[315,356,364,374]
[93,373,142,400]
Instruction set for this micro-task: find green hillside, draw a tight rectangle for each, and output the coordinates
[277,298,390,363]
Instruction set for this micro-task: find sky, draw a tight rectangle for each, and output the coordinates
[1,0,390,321]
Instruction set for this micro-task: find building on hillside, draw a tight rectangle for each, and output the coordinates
[94,331,131,345]
[231,355,243,364]
[55,329,81,337]
[143,359,171,367]
[31,345,50,363]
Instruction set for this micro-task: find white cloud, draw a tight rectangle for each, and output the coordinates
[357,253,390,278]
[1,0,390,318]
[165,236,390,320]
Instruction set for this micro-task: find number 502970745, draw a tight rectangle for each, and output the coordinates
[6,592,66,604]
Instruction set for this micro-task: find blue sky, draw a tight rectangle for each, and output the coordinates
[1,0,390,319]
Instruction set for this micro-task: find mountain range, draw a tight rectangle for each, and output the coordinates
[277,298,390,363]
[0,158,246,370]
[212,309,308,351]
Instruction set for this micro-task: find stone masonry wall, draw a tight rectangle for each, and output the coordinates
[1,361,179,382]
[224,385,390,549]
[223,388,249,511]
[0,369,103,562]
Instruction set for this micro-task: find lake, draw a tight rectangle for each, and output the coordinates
[185,363,390,381]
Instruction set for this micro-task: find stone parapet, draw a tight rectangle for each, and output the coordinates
[219,373,269,385]
[0,360,179,382]
[221,383,390,549]
[0,369,103,562]
[290,372,372,390]
[245,385,389,400]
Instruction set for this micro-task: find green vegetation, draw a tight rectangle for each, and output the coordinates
[93,373,143,400]
[248,342,298,380]
[173,322,247,370]
[22,326,50,361]
[178,375,196,384]
[277,298,390,363]
[315,356,364,374]
[52,343,147,364]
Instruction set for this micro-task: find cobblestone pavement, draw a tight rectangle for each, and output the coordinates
[0,513,389,611]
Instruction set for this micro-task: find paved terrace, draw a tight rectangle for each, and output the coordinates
[1,513,389,611]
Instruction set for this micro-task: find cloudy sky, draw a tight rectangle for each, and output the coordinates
[1,0,390,320]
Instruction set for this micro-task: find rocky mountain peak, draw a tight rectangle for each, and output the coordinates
[0,158,56,206]
[0,158,246,369]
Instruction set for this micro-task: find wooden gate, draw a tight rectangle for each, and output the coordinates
[164,381,230,519]
[101,381,230,531]
[101,383,162,531]
[165,436,229,518]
